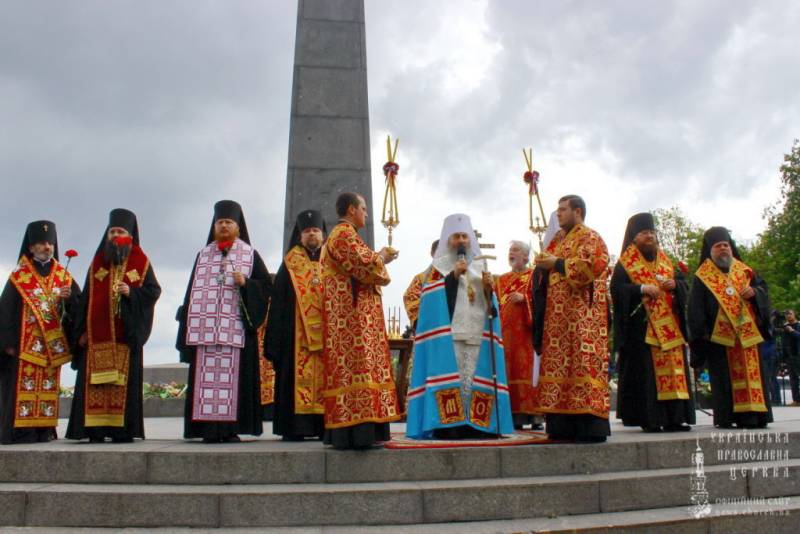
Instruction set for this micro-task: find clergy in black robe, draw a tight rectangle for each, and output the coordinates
[688,226,773,429]
[265,209,326,441]
[67,209,161,442]
[176,200,271,443]
[610,212,695,432]
[0,221,81,444]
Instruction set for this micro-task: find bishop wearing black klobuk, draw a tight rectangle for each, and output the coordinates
[610,213,695,432]
[67,209,161,442]
[265,209,327,441]
[688,227,773,429]
[0,221,81,444]
[176,200,271,443]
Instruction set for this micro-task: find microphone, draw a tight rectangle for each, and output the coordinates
[457,245,467,263]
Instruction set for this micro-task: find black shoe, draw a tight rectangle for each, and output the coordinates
[112,437,134,443]
[89,437,105,443]
[222,435,241,443]
[202,437,220,444]
[642,426,662,433]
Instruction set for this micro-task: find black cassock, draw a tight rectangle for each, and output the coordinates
[688,270,773,428]
[66,265,160,441]
[610,263,696,430]
[265,248,325,440]
[177,251,271,440]
[0,261,81,444]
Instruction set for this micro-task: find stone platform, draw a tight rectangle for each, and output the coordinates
[1,409,798,531]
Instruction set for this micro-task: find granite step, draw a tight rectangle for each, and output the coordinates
[1,431,797,485]
[1,497,799,534]
[0,460,797,528]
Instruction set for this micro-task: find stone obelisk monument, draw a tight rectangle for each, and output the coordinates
[284,0,374,249]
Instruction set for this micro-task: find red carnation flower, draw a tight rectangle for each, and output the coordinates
[113,236,133,247]
[678,261,689,274]
[65,249,78,258]
[523,170,540,193]
[217,241,233,253]
[383,162,400,176]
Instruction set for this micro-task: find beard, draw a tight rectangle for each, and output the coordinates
[31,251,53,263]
[104,240,131,265]
[637,243,658,261]
[214,228,239,242]
[508,256,527,271]
[302,237,322,252]
[712,254,733,270]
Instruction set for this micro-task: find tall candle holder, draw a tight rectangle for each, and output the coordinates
[522,148,548,254]
[381,135,400,251]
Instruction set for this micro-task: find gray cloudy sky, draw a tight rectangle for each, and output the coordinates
[2,1,799,383]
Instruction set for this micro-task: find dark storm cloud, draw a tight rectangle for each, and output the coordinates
[1,0,296,275]
[366,0,800,212]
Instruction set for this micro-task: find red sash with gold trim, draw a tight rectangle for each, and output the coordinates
[285,246,325,415]
[619,245,689,401]
[496,269,539,413]
[10,257,72,427]
[257,323,275,406]
[696,258,766,413]
[85,245,149,427]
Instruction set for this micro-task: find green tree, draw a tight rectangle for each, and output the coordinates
[742,140,800,311]
[652,206,704,273]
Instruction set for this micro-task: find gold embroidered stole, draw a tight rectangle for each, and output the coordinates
[10,257,72,427]
[547,224,594,289]
[285,246,325,415]
[85,246,149,426]
[696,258,766,412]
[497,270,533,323]
[619,245,688,400]
[257,323,275,406]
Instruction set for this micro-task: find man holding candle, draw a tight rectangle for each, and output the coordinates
[0,221,81,444]
[67,209,161,443]
[533,195,611,443]
[176,200,271,443]
[320,192,400,449]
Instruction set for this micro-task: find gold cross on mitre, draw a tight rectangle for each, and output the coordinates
[43,224,48,232]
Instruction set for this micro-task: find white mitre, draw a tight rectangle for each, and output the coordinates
[432,213,482,276]
[542,210,559,249]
